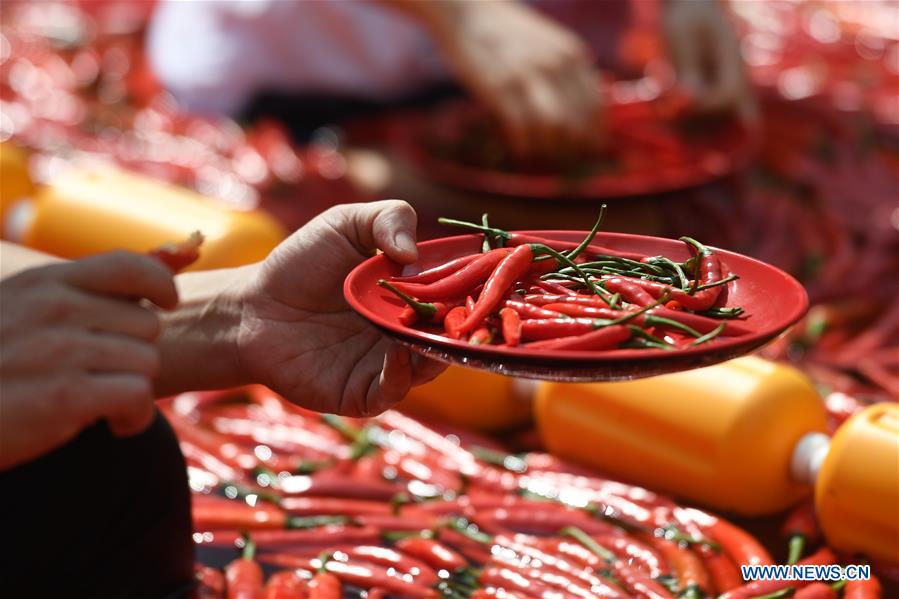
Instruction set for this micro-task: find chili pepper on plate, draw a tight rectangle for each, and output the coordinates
[225,536,264,599]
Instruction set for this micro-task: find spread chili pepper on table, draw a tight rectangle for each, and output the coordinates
[170,387,886,599]
[377,208,746,351]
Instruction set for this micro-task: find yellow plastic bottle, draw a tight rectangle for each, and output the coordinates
[399,365,532,432]
[814,403,899,564]
[535,356,828,515]
[5,166,286,271]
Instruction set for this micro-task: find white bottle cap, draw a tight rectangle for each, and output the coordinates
[790,432,831,485]
[3,196,34,243]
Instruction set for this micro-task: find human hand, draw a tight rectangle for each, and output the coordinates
[663,0,757,122]
[0,252,177,469]
[235,200,446,417]
[429,0,602,156]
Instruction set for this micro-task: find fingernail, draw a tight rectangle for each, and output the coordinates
[394,231,417,256]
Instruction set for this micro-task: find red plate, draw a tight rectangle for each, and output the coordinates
[391,101,758,200]
[344,231,808,381]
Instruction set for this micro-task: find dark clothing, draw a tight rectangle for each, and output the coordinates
[0,411,194,598]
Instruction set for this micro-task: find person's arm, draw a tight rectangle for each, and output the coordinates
[0,242,62,278]
[154,200,445,416]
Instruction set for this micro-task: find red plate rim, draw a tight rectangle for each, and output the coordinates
[344,231,809,364]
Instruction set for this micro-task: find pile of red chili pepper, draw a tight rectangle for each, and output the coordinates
[378,208,745,352]
[166,386,882,599]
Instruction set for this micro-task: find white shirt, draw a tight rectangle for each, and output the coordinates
[148,0,628,115]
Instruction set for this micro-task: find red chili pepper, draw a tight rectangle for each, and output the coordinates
[206,526,382,549]
[618,277,728,312]
[500,307,522,346]
[320,545,440,586]
[469,326,494,345]
[147,231,204,272]
[324,560,439,598]
[225,537,264,599]
[394,536,467,572]
[196,565,226,599]
[782,501,819,565]
[444,306,468,339]
[366,589,389,599]
[279,497,391,517]
[593,534,667,577]
[389,248,512,301]
[719,548,836,599]
[192,495,288,530]
[378,280,452,324]
[794,582,837,599]
[523,293,608,307]
[504,233,643,261]
[354,513,438,532]
[843,576,882,599]
[613,560,674,599]
[700,548,742,594]
[504,299,566,320]
[392,254,481,284]
[263,571,307,599]
[479,565,575,599]
[665,300,683,311]
[466,295,476,312]
[536,279,577,296]
[647,538,710,596]
[434,527,493,563]
[475,506,617,537]
[458,245,534,334]
[706,518,775,569]
[602,276,658,306]
[307,572,341,599]
[526,324,632,350]
[496,535,624,597]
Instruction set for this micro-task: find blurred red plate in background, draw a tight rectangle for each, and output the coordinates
[344,231,808,381]
[390,101,757,200]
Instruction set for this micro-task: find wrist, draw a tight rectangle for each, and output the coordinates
[155,264,257,396]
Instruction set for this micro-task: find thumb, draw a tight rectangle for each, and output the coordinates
[328,200,419,264]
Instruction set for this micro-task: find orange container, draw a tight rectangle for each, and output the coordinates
[815,403,899,564]
[10,166,286,270]
[0,142,35,227]
[399,365,532,432]
[535,356,828,515]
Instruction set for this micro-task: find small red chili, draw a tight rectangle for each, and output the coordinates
[458,244,534,334]
[500,307,522,346]
[388,248,512,301]
[392,253,481,284]
[525,324,631,350]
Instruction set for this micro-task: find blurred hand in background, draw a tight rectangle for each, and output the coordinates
[663,0,757,122]
[421,0,603,157]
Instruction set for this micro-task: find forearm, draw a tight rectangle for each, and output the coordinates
[0,242,61,279]
[154,264,253,397]
[374,0,478,39]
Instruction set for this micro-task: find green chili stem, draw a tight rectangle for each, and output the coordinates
[321,414,361,442]
[644,314,703,338]
[752,589,795,599]
[470,446,528,473]
[560,526,616,563]
[438,217,511,240]
[564,204,606,262]
[241,533,256,561]
[786,534,805,565]
[481,213,492,252]
[693,274,739,292]
[532,244,615,305]
[446,517,492,545]
[690,323,726,346]
[287,515,349,529]
[378,279,437,319]
[700,306,745,319]
[679,584,703,599]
